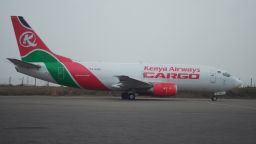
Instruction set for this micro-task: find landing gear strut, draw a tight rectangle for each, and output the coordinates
[121,92,136,100]
[211,95,218,101]
[211,91,225,101]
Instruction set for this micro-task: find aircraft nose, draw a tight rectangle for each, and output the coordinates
[235,79,243,88]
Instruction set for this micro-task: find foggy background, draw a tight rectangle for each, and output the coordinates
[0,0,255,86]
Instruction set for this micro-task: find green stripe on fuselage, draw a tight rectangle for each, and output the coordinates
[22,50,79,88]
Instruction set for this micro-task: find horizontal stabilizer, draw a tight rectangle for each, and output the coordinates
[7,58,41,69]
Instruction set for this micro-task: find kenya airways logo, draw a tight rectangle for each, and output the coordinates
[19,31,37,47]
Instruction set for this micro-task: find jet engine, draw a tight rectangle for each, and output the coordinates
[152,83,177,97]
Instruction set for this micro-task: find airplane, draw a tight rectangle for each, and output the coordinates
[8,16,243,101]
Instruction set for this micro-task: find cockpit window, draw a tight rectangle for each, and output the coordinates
[217,71,221,73]
[223,72,231,77]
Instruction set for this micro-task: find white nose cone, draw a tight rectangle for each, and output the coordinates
[235,79,243,88]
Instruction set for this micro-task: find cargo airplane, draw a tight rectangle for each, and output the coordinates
[8,16,243,101]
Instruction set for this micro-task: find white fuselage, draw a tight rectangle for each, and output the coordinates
[15,61,242,93]
[75,62,241,92]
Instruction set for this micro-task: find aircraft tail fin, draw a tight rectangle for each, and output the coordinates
[11,16,72,62]
[11,16,62,62]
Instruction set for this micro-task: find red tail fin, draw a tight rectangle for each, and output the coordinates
[10,16,108,90]
[11,16,53,57]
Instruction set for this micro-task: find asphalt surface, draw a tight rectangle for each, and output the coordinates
[0,96,256,144]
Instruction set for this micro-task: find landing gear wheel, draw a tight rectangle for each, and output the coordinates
[128,93,136,100]
[211,95,218,101]
[121,92,136,100]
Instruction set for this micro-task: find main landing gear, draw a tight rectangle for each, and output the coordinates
[211,95,218,101]
[121,92,136,100]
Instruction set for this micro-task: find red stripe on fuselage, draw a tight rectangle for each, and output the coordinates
[62,61,108,90]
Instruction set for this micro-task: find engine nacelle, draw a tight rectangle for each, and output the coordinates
[152,83,177,97]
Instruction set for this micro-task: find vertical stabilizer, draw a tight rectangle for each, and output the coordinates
[11,16,54,59]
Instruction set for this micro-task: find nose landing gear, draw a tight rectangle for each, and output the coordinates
[211,95,218,101]
[211,91,226,101]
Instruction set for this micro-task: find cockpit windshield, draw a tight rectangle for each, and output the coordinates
[223,72,231,77]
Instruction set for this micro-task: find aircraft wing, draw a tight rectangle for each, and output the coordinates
[7,58,41,69]
[112,75,152,90]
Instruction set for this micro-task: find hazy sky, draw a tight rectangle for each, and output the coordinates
[0,0,256,85]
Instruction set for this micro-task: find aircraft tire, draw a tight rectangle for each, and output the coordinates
[128,93,136,100]
[211,95,218,101]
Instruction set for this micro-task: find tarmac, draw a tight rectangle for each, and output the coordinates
[0,96,256,144]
